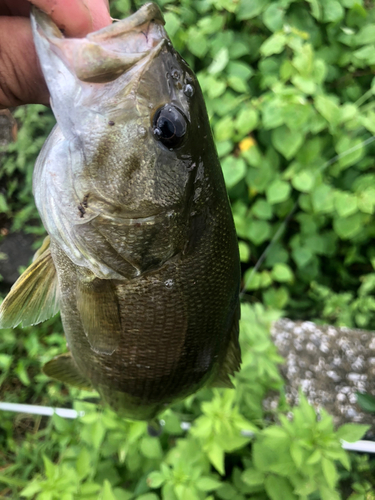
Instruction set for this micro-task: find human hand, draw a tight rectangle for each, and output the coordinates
[0,0,111,109]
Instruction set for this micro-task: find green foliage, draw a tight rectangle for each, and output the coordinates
[1,0,375,499]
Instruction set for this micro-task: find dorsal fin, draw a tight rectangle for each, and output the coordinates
[0,236,60,328]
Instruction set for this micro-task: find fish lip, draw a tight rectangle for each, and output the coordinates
[31,3,168,84]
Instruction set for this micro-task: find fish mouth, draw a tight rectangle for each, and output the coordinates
[31,2,168,83]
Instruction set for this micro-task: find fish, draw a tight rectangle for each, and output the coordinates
[0,3,241,421]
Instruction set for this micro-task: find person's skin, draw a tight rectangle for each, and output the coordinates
[0,0,112,109]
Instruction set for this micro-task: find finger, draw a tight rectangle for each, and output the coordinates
[0,17,49,108]
[28,0,111,36]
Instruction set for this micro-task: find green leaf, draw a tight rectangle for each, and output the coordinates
[196,477,222,491]
[272,126,304,160]
[292,171,315,193]
[252,199,273,220]
[241,468,265,486]
[235,108,258,135]
[333,213,364,239]
[290,442,304,468]
[260,33,287,56]
[207,442,225,475]
[355,24,375,45]
[334,191,358,217]
[321,457,337,489]
[266,179,291,204]
[311,185,334,214]
[247,220,271,245]
[101,480,117,500]
[336,423,370,443]
[264,476,296,500]
[208,48,229,75]
[314,95,340,126]
[237,0,268,20]
[136,494,159,500]
[239,241,251,262]
[76,447,92,480]
[140,436,162,459]
[335,136,364,169]
[356,392,375,413]
[271,263,293,283]
[323,0,344,23]
[147,471,165,488]
[263,4,285,31]
[187,29,208,58]
[20,480,42,498]
[222,156,246,188]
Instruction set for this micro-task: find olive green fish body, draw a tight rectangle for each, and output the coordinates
[0,3,241,419]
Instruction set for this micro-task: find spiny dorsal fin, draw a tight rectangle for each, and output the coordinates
[0,236,60,328]
[210,301,241,389]
[43,353,92,390]
[76,277,121,355]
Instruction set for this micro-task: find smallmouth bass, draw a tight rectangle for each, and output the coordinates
[0,3,241,420]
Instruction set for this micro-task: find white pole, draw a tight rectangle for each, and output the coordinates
[1,402,374,454]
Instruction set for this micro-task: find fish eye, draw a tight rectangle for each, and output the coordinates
[153,105,187,148]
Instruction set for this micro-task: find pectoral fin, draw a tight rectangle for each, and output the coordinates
[43,353,91,390]
[76,278,121,355]
[0,236,60,328]
[210,301,241,389]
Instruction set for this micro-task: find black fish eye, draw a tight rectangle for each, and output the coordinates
[153,105,187,148]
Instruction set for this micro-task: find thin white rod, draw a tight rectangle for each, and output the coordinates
[0,402,84,419]
[341,440,375,453]
[1,402,374,454]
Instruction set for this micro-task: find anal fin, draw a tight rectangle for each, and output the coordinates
[43,353,92,390]
[0,236,59,328]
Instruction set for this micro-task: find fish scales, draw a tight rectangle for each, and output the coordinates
[0,2,241,420]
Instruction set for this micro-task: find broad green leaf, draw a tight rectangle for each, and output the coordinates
[334,191,358,217]
[333,213,364,239]
[336,423,370,443]
[252,199,273,220]
[323,0,344,23]
[271,263,293,283]
[356,392,375,413]
[196,477,222,491]
[207,442,225,475]
[140,436,162,459]
[147,471,165,488]
[241,468,265,486]
[247,220,271,245]
[235,108,259,135]
[314,95,340,126]
[266,179,291,204]
[263,4,285,31]
[222,156,246,188]
[311,185,334,214]
[292,171,315,193]
[264,476,296,500]
[101,480,117,500]
[321,457,337,489]
[237,0,268,20]
[272,126,304,160]
[208,48,229,75]
[260,33,287,56]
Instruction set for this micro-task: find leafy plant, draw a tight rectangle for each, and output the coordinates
[1,0,375,499]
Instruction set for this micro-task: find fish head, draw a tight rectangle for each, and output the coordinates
[31,3,211,220]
